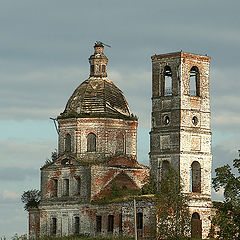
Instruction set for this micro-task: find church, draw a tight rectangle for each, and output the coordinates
[28,42,212,239]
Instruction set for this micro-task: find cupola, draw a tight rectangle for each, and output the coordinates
[89,42,108,77]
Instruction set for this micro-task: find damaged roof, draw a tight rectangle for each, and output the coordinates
[62,77,131,118]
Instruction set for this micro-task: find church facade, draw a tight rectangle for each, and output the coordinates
[28,43,212,239]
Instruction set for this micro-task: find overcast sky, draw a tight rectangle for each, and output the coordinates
[1,0,240,238]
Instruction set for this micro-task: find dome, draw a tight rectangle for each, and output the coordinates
[59,42,135,120]
[62,77,131,118]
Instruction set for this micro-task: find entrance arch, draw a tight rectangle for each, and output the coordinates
[191,212,202,238]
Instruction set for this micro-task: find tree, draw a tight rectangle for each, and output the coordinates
[212,152,240,239]
[155,165,191,240]
[21,189,41,210]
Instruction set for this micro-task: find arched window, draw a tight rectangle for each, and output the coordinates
[164,66,172,96]
[65,133,71,152]
[190,66,200,96]
[87,133,96,152]
[162,160,170,180]
[102,65,106,72]
[116,133,125,153]
[191,161,201,193]
[191,212,202,238]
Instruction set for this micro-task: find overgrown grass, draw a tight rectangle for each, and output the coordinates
[1,235,215,240]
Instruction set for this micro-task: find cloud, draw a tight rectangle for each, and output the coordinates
[2,190,19,200]
[0,167,39,182]
[0,138,56,168]
[0,66,86,120]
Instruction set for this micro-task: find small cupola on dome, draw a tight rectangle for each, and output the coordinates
[89,42,108,78]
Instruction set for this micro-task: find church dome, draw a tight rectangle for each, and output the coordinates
[60,42,133,119]
[62,77,131,118]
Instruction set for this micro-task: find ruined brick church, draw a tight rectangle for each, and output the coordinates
[28,43,212,239]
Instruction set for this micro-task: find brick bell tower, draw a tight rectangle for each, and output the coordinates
[150,52,212,239]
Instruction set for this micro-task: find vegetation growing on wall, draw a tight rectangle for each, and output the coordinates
[21,189,41,210]
[155,166,191,240]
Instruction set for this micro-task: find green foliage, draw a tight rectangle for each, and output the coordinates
[141,180,156,195]
[93,183,141,204]
[212,153,240,239]
[41,149,58,168]
[155,165,191,240]
[11,234,27,240]
[21,189,41,210]
[37,236,134,240]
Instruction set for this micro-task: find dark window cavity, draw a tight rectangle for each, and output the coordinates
[164,66,172,96]
[90,65,94,73]
[163,115,170,125]
[137,212,143,230]
[76,178,81,195]
[74,216,80,235]
[192,116,198,126]
[87,133,96,152]
[191,161,201,193]
[96,216,102,233]
[102,65,106,72]
[51,217,57,235]
[108,215,114,232]
[190,66,200,96]
[65,133,71,152]
[119,214,122,234]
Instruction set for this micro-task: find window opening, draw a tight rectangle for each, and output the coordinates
[77,178,81,195]
[108,215,114,232]
[192,116,198,126]
[191,161,201,193]
[190,66,200,96]
[102,65,106,72]
[63,179,70,196]
[119,214,123,234]
[53,179,58,197]
[90,65,94,73]
[164,66,172,96]
[136,212,143,230]
[74,216,80,235]
[52,218,57,235]
[65,133,71,152]
[116,133,125,153]
[87,133,96,152]
[96,216,102,233]
[163,115,170,125]
[191,212,202,238]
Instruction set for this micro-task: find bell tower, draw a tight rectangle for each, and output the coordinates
[150,52,212,238]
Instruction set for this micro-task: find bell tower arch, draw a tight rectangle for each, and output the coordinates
[150,51,212,238]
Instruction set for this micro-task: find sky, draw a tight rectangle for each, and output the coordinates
[0,0,240,238]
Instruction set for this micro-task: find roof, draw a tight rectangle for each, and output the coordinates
[60,77,132,119]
